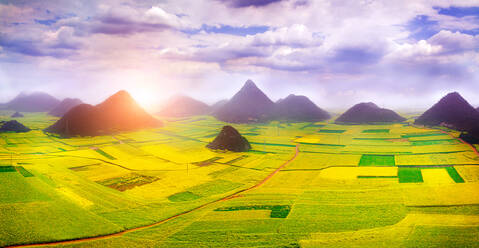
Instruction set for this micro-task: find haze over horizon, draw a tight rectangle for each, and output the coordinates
[1,0,479,111]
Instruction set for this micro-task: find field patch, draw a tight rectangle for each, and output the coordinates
[0,165,16,172]
[359,154,395,166]
[445,167,465,183]
[168,179,243,202]
[68,164,100,172]
[242,133,260,136]
[319,167,397,180]
[422,168,454,184]
[193,156,222,167]
[96,173,158,191]
[250,142,296,147]
[455,166,479,182]
[15,166,34,177]
[0,173,50,203]
[214,205,291,218]
[401,132,446,138]
[300,123,326,129]
[398,167,423,183]
[56,187,93,208]
[318,129,346,133]
[188,179,243,196]
[168,191,202,202]
[362,129,389,133]
[223,155,249,164]
[411,139,459,146]
[94,148,116,160]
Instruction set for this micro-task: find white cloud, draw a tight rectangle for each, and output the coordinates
[388,40,442,59]
[250,24,322,47]
[428,30,479,53]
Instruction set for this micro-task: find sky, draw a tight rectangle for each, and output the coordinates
[1,0,479,111]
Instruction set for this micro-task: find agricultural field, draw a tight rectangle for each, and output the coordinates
[0,111,478,247]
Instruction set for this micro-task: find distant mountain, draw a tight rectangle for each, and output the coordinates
[206,125,251,152]
[11,112,24,118]
[0,120,30,133]
[415,92,479,130]
[158,95,210,117]
[48,98,83,117]
[213,80,275,123]
[210,99,228,113]
[274,94,330,122]
[4,92,60,112]
[335,102,406,124]
[45,90,162,137]
[415,92,479,143]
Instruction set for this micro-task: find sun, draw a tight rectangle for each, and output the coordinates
[128,89,158,112]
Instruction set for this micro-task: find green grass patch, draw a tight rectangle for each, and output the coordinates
[96,173,158,191]
[168,191,202,202]
[0,173,50,203]
[300,123,326,130]
[188,179,243,196]
[215,205,291,218]
[250,142,296,147]
[297,142,345,147]
[193,157,223,167]
[410,139,458,146]
[0,166,16,172]
[398,167,423,183]
[445,167,465,183]
[15,166,34,177]
[362,129,389,133]
[288,203,407,233]
[168,179,243,202]
[403,226,479,248]
[359,154,395,166]
[208,166,238,178]
[224,155,249,164]
[318,129,346,133]
[94,148,116,160]
[248,127,264,132]
[202,133,218,138]
[69,164,98,172]
[407,205,479,215]
[401,132,446,138]
[242,133,259,136]
[249,150,276,154]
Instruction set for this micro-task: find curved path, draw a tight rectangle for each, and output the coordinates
[9,145,300,248]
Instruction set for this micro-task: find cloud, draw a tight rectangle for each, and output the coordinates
[90,5,186,35]
[0,25,81,58]
[388,40,442,59]
[428,30,479,53]
[220,0,284,8]
[251,24,322,47]
[158,24,326,71]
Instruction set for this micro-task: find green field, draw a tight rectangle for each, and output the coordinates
[0,111,478,247]
[359,154,395,166]
[398,167,424,183]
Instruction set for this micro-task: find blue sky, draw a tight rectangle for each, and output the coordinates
[1,0,479,111]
